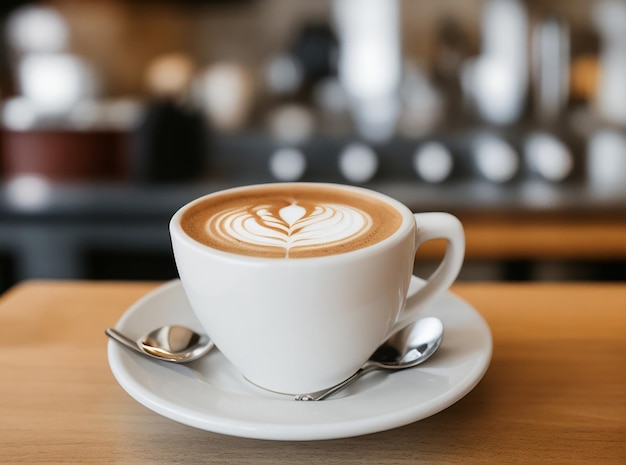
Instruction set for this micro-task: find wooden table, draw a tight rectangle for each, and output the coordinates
[0,281,624,464]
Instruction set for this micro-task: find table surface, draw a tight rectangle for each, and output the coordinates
[0,280,624,464]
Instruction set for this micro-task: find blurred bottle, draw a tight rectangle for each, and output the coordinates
[531,13,570,123]
[333,0,401,142]
[196,62,256,133]
[132,53,208,184]
[463,0,528,126]
[587,130,626,191]
[593,0,626,125]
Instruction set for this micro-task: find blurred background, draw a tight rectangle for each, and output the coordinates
[0,0,625,292]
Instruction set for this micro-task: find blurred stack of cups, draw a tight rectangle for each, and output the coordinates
[2,5,141,131]
[3,5,99,129]
[1,5,138,182]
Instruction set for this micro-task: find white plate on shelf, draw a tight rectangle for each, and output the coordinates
[107,277,492,441]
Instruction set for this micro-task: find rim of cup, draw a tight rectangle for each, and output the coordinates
[169,182,417,264]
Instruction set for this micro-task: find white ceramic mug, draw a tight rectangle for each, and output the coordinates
[170,183,464,394]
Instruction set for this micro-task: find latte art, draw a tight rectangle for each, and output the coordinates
[179,184,404,258]
[210,202,372,258]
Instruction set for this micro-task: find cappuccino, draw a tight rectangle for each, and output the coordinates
[171,182,465,393]
[180,183,403,258]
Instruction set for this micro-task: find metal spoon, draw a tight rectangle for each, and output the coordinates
[105,325,213,363]
[295,317,444,401]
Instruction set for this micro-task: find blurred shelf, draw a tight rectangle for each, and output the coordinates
[0,178,624,219]
[0,179,624,288]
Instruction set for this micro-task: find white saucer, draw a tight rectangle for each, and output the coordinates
[107,278,492,441]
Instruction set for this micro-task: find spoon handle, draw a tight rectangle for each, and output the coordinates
[295,364,377,401]
[105,328,142,353]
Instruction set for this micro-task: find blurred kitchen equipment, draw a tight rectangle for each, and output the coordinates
[1,4,130,183]
[593,0,626,125]
[587,129,626,191]
[531,13,570,122]
[197,61,256,132]
[333,0,401,142]
[466,0,529,126]
[6,5,100,122]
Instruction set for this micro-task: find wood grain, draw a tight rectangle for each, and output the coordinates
[0,281,624,464]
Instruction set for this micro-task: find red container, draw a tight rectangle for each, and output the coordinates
[1,129,130,181]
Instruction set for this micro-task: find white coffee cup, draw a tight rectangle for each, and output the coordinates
[170,183,464,394]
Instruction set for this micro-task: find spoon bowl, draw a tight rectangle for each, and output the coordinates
[295,317,444,401]
[105,325,213,363]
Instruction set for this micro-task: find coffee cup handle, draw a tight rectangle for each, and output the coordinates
[390,212,465,334]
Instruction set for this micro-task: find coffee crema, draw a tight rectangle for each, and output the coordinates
[180,184,404,258]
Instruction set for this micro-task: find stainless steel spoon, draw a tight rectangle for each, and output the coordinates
[105,325,213,363]
[295,317,444,401]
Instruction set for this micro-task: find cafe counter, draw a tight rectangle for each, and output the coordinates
[0,280,624,463]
